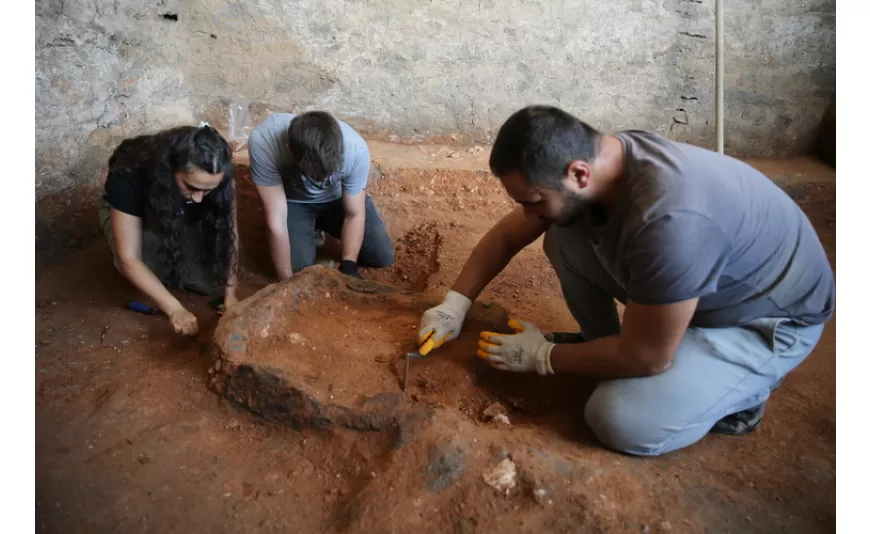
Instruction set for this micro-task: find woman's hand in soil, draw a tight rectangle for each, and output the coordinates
[222,292,240,314]
[418,290,473,355]
[477,319,555,375]
[168,307,199,336]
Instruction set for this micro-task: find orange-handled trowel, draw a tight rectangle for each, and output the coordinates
[403,332,444,392]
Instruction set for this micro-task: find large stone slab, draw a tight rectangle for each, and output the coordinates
[208,266,519,431]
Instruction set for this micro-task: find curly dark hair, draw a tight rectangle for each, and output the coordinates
[112,125,237,290]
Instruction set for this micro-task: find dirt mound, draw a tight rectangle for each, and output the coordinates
[210,266,588,431]
[205,268,622,531]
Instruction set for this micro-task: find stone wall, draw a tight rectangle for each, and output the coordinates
[35,0,835,195]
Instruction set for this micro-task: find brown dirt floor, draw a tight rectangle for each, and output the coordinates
[35,144,836,533]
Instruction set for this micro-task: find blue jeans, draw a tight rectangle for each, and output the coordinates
[543,224,826,456]
[286,195,395,273]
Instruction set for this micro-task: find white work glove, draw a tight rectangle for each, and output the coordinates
[417,290,473,356]
[477,319,555,375]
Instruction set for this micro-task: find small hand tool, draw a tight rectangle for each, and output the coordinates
[403,333,440,392]
[125,300,159,315]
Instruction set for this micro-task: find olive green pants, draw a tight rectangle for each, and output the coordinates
[98,197,220,296]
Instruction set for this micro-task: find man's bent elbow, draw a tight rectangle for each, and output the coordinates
[628,350,675,377]
[639,358,674,377]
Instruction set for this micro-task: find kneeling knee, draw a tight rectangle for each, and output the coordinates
[376,247,395,268]
[364,244,395,269]
[584,389,670,457]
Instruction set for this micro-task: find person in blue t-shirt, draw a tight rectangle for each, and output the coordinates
[248,111,395,280]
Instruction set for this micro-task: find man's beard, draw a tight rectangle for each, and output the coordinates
[540,193,593,227]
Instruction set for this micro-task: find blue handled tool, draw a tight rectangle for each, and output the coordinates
[125,300,159,315]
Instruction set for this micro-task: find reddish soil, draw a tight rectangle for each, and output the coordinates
[36,150,836,533]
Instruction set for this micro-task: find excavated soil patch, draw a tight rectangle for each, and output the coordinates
[363,221,443,292]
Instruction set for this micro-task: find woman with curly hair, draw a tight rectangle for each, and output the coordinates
[98,124,239,336]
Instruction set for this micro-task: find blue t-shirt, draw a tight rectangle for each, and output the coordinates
[248,112,370,203]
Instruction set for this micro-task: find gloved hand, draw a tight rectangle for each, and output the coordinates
[338,260,363,279]
[417,290,473,355]
[477,319,556,375]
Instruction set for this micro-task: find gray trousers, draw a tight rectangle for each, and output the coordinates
[286,195,394,273]
[543,224,825,456]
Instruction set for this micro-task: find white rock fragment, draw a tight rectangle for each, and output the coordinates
[533,488,552,505]
[481,403,510,425]
[483,458,517,493]
[492,413,511,425]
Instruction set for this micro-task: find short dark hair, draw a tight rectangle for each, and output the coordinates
[489,105,601,189]
[287,111,344,181]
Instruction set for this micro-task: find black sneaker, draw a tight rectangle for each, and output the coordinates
[711,403,767,435]
[544,332,587,344]
[711,377,784,436]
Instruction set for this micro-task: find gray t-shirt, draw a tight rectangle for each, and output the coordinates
[248,113,370,203]
[575,131,834,328]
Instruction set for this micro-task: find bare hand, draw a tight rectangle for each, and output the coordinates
[168,307,198,336]
[222,293,240,315]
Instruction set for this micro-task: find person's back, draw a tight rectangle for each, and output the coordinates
[594,131,835,328]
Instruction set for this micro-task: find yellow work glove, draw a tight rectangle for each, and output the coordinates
[417,290,473,356]
[477,319,555,375]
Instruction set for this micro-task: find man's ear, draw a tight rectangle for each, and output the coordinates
[564,160,592,191]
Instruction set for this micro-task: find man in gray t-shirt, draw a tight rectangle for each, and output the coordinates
[248,111,394,279]
[416,106,835,456]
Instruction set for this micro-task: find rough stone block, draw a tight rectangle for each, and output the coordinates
[208,265,514,431]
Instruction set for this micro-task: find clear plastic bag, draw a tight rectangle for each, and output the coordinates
[227,98,252,152]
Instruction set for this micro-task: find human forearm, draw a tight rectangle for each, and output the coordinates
[119,258,184,315]
[267,229,294,280]
[549,336,672,378]
[340,211,365,262]
[451,230,516,301]
[225,270,238,299]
